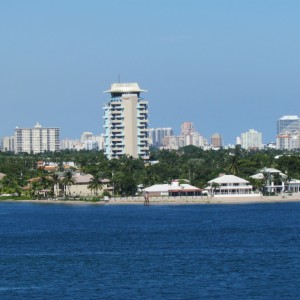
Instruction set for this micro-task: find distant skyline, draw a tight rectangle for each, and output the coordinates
[1,0,299,144]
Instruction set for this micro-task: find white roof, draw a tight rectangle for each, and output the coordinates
[144,184,170,193]
[288,179,300,184]
[250,173,265,180]
[104,83,147,94]
[280,115,299,120]
[170,183,200,190]
[144,183,200,193]
[251,168,287,179]
[259,167,282,174]
[208,175,249,184]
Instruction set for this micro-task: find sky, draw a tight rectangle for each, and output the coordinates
[0,0,299,145]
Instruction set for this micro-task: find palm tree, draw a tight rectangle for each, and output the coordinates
[61,171,75,197]
[50,173,60,197]
[211,182,221,196]
[227,154,239,175]
[39,176,52,198]
[30,180,41,199]
[88,174,103,196]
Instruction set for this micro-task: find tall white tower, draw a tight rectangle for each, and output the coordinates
[103,83,149,160]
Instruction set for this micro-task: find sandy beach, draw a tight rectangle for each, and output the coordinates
[2,194,300,205]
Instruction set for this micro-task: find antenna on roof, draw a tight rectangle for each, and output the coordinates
[118,74,121,83]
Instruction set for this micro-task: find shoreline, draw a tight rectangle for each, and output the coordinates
[2,194,300,205]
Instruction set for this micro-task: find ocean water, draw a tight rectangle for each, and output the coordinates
[1,202,300,299]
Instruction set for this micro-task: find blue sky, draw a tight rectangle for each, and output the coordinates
[0,0,299,144]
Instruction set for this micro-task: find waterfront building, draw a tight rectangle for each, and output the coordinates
[59,172,111,197]
[251,167,300,194]
[144,180,201,197]
[205,174,259,197]
[103,83,149,159]
[14,122,60,154]
[250,167,287,194]
[211,133,223,148]
[240,129,263,150]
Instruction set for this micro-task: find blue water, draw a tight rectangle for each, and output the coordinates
[1,202,300,299]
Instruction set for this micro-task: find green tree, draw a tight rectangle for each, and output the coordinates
[61,171,75,197]
[88,174,103,195]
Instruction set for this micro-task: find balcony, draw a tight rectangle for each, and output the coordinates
[139,110,148,114]
[111,137,123,142]
[111,128,123,134]
[110,110,122,115]
[139,146,149,151]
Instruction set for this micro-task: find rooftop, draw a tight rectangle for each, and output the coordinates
[279,115,299,120]
[208,174,249,184]
[104,83,147,94]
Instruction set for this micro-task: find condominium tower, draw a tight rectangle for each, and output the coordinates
[211,133,223,148]
[103,83,149,159]
[148,127,173,147]
[277,115,300,134]
[240,129,263,150]
[14,122,60,154]
[276,115,300,150]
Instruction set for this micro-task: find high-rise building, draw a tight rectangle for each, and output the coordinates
[81,132,93,143]
[276,115,300,150]
[14,122,60,154]
[103,83,149,159]
[2,136,15,152]
[211,133,223,148]
[181,122,195,136]
[61,133,105,151]
[240,129,262,150]
[277,115,300,134]
[149,127,173,147]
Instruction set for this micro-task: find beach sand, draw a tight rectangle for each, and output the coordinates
[2,194,300,205]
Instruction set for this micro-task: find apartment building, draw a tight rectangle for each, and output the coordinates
[14,122,60,154]
[103,83,149,159]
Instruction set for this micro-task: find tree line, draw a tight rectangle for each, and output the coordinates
[0,146,300,197]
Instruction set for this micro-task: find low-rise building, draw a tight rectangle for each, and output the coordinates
[144,180,201,197]
[61,172,111,197]
[205,174,260,197]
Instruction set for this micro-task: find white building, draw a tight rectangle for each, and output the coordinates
[250,167,287,194]
[148,127,173,147]
[103,83,149,159]
[276,132,300,150]
[240,129,263,150]
[2,136,15,152]
[14,123,60,154]
[276,115,300,150]
[144,180,201,197]
[61,134,105,151]
[205,174,260,197]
